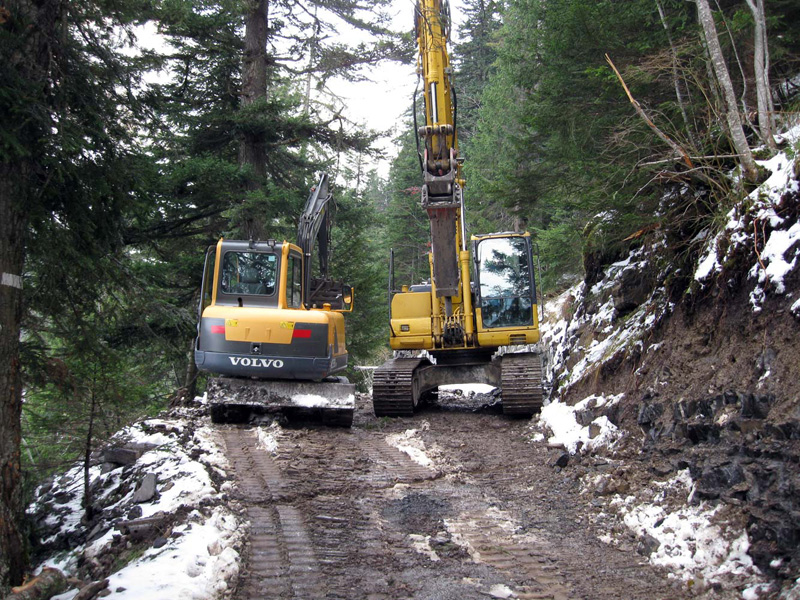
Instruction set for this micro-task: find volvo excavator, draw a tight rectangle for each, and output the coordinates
[195,174,356,427]
[372,0,544,417]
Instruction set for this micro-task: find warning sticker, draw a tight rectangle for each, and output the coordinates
[280,321,295,330]
[226,319,239,327]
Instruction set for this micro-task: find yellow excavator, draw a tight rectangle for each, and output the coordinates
[195,174,356,426]
[372,0,543,417]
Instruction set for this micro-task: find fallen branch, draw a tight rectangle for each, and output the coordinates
[605,54,693,169]
[637,154,743,168]
[5,568,67,600]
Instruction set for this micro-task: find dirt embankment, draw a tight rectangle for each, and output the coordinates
[547,187,800,594]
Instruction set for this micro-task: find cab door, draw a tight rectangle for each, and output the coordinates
[474,235,537,330]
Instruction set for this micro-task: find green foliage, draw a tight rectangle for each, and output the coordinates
[328,183,389,366]
[453,0,503,148]
[7,0,406,498]
[382,119,432,287]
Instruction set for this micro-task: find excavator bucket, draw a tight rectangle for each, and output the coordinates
[207,377,355,428]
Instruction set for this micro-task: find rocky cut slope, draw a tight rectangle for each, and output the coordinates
[536,125,800,597]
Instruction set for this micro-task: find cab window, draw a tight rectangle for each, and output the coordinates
[477,237,534,328]
[287,254,302,308]
[221,252,277,295]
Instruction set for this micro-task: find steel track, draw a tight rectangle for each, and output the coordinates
[371,357,426,417]
[500,353,544,415]
[222,428,326,599]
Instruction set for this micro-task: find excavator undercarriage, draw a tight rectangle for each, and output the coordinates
[372,353,543,417]
[207,377,355,427]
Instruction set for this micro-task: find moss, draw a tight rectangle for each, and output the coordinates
[752,147,775,161]
[111,545,148,574]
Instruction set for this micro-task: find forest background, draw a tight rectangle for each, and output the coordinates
[1,0,799,589]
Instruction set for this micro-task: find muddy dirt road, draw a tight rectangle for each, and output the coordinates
[220,395,690,600]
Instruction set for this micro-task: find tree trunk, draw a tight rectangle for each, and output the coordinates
[745,0,776,149]
[184,335,198,401]
[1,1,61,587]
[6,567,67,600]
[239,0,270,239]
[82,384,97,523]
[694,0,759,182]
[0,165,28,592]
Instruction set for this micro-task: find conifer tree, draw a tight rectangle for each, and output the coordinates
[1,0,151,586]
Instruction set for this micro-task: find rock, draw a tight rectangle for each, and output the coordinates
[755,347,777,377]
[695,462,745,499]
[132,473,157,504]
[53,491,72,505]
[102,447,139,467]
[575,407,595,427]
[588,423,602,439]
[87,522,109,543]
[153,536,168,549]
[551,452,569,469]
[207,540,222,556]
[740,393,773,419]
[72,578,109,600]
[117,512,166,541]
[650,462,673,477]
[611,266,654,317]
[127,506,143,520]
[637,402,663,427]
[686,422,720,444]
[636,533,661,557]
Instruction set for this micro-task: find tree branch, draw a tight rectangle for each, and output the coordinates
[605,54,693,169]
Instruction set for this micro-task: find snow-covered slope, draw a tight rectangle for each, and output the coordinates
[27,408,246,600]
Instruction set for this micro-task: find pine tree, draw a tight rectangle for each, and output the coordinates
[384,121,433,287]
[452,0,502,148]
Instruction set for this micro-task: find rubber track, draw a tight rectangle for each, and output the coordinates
[372,358,425,417]
[222,428,326,599]
[501,353,544,415]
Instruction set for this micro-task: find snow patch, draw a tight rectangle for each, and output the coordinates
[105,507,241,600]
[256,424,279,454]
[385,427,434,468]
[291,393,355,408]
[408,534,440,562]
[693,126,800,310]
[29,417,244,600]
[536,394,624,454]
[617,471,762,586]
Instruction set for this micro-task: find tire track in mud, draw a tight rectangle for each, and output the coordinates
[222,428,326,600]
[446,508,572,600]
[220,409,689,600]
[223,425,442,599]
[269,428,442,598]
